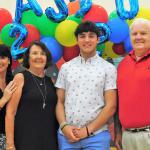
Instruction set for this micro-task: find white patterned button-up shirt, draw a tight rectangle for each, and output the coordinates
[55,54,117,132]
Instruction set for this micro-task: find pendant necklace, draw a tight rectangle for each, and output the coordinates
[34,76,44,86]
[32,74,47,109]
[38,78,44,86]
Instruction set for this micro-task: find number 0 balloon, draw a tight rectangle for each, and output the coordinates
[115,0,139,20]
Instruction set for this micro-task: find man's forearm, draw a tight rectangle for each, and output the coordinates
[88,105,116,134]
[56,101,66,125]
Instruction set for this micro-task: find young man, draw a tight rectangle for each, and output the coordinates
[55,21,117,150]
[115,18,150,150]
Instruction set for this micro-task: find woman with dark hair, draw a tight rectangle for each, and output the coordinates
[0,44,17,150]
[5,41,58,150]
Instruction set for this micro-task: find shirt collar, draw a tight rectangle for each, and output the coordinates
[79,53,99,64]
[129,49,150,61]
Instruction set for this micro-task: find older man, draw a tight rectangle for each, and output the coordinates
[115,18,150,150]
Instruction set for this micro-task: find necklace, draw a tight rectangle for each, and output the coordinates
[34,76,44,85]
[28,69,45,85]
[31,74,47,109]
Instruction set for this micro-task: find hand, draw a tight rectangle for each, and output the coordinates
[114,132,122,150]
[62,125,80,143]
[6,143,16,150]
[6,147,16,150]
[72,127,87,139]
[3,81,17,102]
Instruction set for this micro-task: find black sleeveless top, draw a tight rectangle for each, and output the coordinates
[0,89,5,134]
[14,70,58,150]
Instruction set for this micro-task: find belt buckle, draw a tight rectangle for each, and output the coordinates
[132,128,139,132]
[145,128,150,131]
[126,128,137,132]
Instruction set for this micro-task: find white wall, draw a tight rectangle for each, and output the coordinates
[0,0,149,18]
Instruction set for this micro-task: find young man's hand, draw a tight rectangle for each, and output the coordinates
[72,127,88,139]
[62,125,80,143]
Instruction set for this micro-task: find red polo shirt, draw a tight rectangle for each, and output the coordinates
[117,50,150,128]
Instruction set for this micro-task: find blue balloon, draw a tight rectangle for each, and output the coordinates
[75,0,92,18]
[27,0,43,16]
[22,3,31,12]
[14,0,24,23]
[107,18,129,43]
[41,37,63,63]
[96,23,111,44]
[14,0,42,23]
[45,0,68,23]
[115,0,139,20]
[124,35,133,53]
[9,23,28,60]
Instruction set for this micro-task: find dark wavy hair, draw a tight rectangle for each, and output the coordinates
[0,44,13,84]
[23,41,52,69]
[74,21,100,37]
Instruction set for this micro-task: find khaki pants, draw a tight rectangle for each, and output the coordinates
[122,130,150,150]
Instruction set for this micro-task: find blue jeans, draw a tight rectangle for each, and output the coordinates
[58,130,111,150]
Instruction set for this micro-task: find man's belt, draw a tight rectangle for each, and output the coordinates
[125,126,150,132]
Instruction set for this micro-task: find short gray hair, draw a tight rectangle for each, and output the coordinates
[130,18,150,31]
